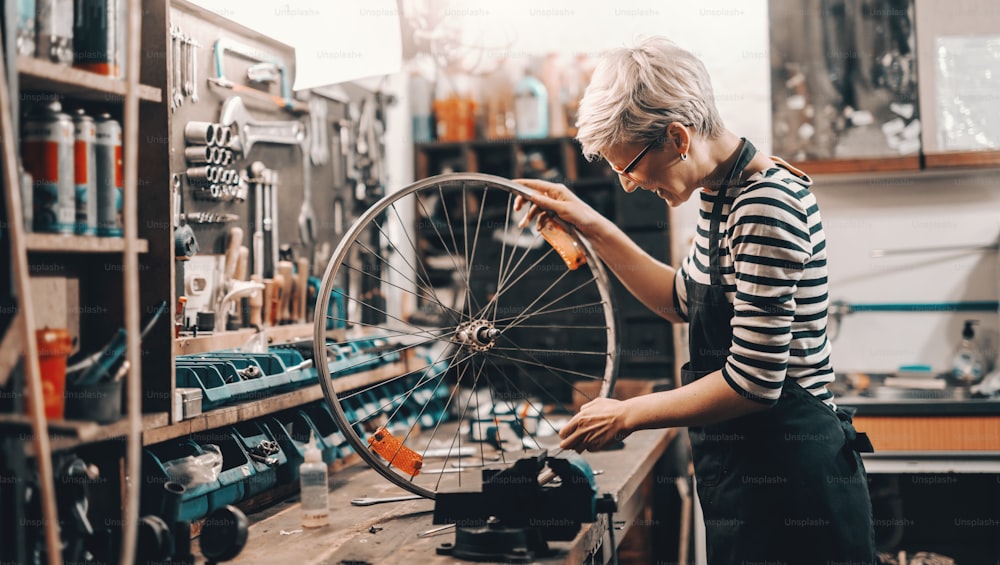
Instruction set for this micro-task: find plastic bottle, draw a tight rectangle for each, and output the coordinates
[514,61,549,139]
[300,431,330,527]
[952,320,985,385]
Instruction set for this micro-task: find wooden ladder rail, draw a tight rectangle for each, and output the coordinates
[0,32,62,565]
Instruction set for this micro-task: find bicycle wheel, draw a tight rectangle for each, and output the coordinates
[313,173,618,498]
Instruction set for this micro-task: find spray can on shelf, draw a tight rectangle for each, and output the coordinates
[20,168,33,232]
[73,0,124,77]
[95,113,123,237]
[36,0,74,64]
[72,109,97,235]
[16,0,37,56]
[22,101,75,233]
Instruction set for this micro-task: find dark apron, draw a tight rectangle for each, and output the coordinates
[682,139,876,564]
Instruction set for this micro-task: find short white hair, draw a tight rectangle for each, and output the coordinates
[576,37,725,160]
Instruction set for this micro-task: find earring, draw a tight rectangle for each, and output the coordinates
[680,152,688,161]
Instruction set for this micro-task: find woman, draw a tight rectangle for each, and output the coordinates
[515,37,876,564]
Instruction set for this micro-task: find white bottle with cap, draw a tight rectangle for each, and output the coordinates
[300,431,330,527]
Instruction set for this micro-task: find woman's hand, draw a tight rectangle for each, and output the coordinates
[512,178,602,237]
[558,397,632,452]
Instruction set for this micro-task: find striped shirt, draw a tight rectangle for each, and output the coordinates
[673,159,835,407]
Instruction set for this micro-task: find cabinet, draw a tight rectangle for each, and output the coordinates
[0,2,164,562]
[414,138,675,384]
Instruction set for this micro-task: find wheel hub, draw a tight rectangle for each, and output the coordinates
[456,320,499,351]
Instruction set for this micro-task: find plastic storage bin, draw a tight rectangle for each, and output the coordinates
[143,440,220,522]
[190,431,253,512]
[232,421,286,497]
[299,402,347,464]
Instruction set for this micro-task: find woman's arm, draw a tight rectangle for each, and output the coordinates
[514,178,684,324]
[558,369,769,452]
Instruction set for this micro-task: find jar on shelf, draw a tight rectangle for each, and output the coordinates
[433,74,477,142]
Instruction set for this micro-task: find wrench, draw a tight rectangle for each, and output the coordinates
[298,138,316,246]
[171,27,183,110]
[219,96,304,157]
[190,39,200,103]
[183,34,193,98]
[350,494,424,507]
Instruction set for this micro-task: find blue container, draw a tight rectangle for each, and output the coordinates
[190,432,252,512]
[175,365,231,410]
[263,412,313,484]
[143,440,220,522]
[232,421,286,496]
[299,402,344,464]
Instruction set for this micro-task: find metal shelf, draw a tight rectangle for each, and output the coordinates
[25,233,149,254]
[18,56,162,103]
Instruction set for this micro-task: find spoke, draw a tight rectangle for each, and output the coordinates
[334,332,458,401]
[386,202,458,320]
[366,346,474,430]
[463,182,489,322]
[477,245,556,323]
[415,192,468,287]
[324,317,457,344]
[479,355,507,466]
[483,348,607,380]
[479,355,564,455]
[488,332,605,402]
[432,356,488,491]
[510,324,610,330]
[336,289,451,339]
[382,347,478,470]
[438,183,482,315]
[491,300,608,324]
[341,260,465,323]
[503,274,598,332]
[350,233,462,325]
[491,192,515,323]
[489,346,609,357]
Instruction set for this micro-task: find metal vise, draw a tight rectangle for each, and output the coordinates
[432,452,616,561]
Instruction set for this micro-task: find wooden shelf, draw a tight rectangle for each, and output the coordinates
[924,150,1000,169]
[25,233,149,254]
[789,155,923,175]
[18,56,162,103]
[0,412,169,454]
[143,356,411,446]
[173,323,347,356]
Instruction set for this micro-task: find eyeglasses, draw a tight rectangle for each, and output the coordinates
[608,138,659,184]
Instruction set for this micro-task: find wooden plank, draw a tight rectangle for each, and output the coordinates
[18,56,162,102]
[1,412,169,454]
[854,415,1000,451]
[0,311,25,388]
[789,155,923,175]
[173,323,346,356]
[924,150,1000,169]
[25,233,149,253]
[222,427,677,565]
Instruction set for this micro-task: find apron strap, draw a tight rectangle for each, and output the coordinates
[708,138,757,286]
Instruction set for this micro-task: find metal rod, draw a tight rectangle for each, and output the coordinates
[871,242,999,258]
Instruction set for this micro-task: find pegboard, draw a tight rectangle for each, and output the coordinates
[168,0,353,320]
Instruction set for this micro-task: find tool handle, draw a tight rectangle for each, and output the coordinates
[269,275,284,326]
[262,278,274,327]
[296,257,309,323]
[224,227,244,281]
[235,246,249,281]
[277,261,295,323]
[249,275,264,327]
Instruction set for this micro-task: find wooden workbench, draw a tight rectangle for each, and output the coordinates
[213,428,678,565]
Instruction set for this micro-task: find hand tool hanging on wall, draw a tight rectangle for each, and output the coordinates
[170,25,183,111]
[308,95,328,166]
[173,174,198,260]
[212,38,301,112]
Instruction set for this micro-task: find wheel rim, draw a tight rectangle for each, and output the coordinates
[313,173,618,498]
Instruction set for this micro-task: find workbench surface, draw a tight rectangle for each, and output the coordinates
[210,428,677,565]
